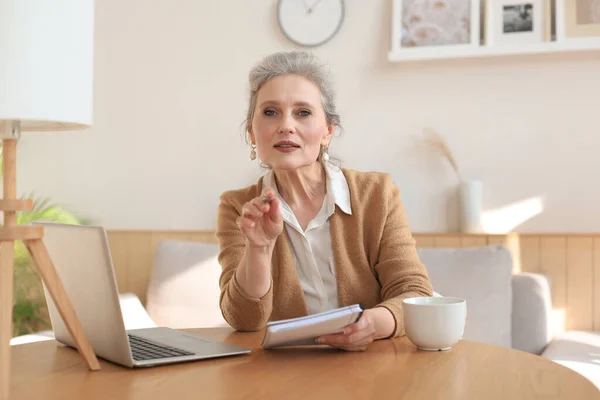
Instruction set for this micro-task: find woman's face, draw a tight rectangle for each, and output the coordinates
[250,74,333,170]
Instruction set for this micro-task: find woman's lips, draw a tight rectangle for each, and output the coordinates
[274,141,300,153]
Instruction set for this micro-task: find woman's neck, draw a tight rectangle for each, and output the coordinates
[273,162,326,208]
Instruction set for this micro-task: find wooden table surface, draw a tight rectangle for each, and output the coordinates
[9,328,600,400]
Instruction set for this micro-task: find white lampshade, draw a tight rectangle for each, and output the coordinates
[0,0,94,132]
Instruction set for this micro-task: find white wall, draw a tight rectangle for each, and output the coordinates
[16,0,600,233]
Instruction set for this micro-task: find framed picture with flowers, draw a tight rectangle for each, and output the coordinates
[391,0,481,53]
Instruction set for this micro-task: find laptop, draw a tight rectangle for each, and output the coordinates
[35,222,251,368]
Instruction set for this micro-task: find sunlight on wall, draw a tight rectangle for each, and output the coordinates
[502,233,522,274]
[481,197,544,234]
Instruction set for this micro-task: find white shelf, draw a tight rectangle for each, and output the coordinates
[387,37,600,62]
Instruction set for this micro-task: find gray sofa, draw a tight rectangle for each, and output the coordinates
[145,241,600,389]
[420,245,600,389]
[146,241,551,351]
[417,245,551,353]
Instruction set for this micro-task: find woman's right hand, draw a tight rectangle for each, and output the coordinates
[237,188,283,248]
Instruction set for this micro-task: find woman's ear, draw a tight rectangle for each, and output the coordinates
[248,125,256,145]
[322,124,335,146]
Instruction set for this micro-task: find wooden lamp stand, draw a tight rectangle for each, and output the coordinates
[0,122,101,400]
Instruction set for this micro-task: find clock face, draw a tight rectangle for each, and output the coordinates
[277,0,345,47]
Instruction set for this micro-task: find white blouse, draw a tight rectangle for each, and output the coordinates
[263,164,352,315]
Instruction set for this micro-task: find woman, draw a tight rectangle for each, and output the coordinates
[217,51,432,351]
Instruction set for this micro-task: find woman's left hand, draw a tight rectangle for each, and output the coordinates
[316,309,377,352]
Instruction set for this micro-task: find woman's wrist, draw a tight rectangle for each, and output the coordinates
[245,240,275,255]
[235,241,274,299]
[368,307,396,340]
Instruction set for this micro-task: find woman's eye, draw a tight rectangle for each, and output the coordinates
[264,109,276,116]
[298,110,311,117]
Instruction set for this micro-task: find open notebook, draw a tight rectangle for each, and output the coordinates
[261,304,363,349]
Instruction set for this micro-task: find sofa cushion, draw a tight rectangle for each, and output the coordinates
[417,245,513,348]
[541,331,600,390]
[146,240,229,329]
[511,273,553,354]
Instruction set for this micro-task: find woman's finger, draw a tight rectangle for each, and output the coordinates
[261,187,276,199]
[258,188,276,206]
[324,334,374,352]
[333,332,376,350]
[343,314,372,335]
[318,329,370,347]
[349,333,376,347]
[347,324,376,344]
[251,196,271,213]
[336,330,373,347]
[236,216,256,230]
[242,202,263,219]
[318,317,375,347]
[266,197,282,224]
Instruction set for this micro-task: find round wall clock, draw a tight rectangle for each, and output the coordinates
[277,0,345,47]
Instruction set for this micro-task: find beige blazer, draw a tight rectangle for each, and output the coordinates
[216,168,433,337]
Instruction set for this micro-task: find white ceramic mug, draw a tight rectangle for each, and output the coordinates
[402,297,467,351]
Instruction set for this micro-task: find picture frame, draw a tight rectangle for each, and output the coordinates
[483,0,551,46]
[560,0,600,39]
[391,0,481,54]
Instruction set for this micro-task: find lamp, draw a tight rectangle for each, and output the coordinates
[0,1,101,398]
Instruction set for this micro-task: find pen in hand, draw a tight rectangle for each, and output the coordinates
[261,195,274,204]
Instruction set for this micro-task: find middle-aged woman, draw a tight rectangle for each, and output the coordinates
[216,51,433,351]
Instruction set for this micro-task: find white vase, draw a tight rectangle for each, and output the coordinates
[459,180,483,233]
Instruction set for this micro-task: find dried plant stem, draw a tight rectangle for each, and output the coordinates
[421,127,462,182]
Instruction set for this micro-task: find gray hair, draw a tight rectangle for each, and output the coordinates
[244,51,342,144]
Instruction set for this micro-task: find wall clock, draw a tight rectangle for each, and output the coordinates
[277,0,345,47]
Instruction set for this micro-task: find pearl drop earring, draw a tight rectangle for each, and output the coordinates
[250,144,257,161]
[322,145,330,163]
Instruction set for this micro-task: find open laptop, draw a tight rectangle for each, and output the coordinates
[34,222,250,368]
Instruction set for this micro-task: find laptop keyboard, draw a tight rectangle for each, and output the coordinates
[128,334,195,361]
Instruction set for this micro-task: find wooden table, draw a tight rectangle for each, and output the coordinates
[9,328,600,399]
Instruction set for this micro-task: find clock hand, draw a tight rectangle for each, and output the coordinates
[309,0,324,13]
[302,0,313,14]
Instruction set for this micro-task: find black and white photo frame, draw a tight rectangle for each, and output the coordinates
[484,0,551,46]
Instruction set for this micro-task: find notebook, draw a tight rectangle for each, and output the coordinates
[261,304,364,349]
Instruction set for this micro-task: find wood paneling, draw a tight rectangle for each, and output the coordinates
[460,236,487,247]
[432,235,461,247]
[540,237,567,313]
[519,236,541,274]
[107,230,600,332]
[566,237,594,331]
[414,235,435,247]
[486,235,509,245]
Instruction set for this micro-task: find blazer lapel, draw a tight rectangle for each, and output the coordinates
[272,231,309,319]
[329,211,353,307]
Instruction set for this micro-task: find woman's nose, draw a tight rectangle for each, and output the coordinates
[278,115,295,134]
